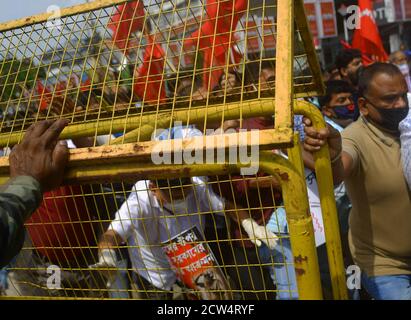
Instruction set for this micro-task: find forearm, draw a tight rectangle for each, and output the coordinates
[224,201,251,224]
[0,176,43,268]
[330,156,346,186]
[98,229,125,251]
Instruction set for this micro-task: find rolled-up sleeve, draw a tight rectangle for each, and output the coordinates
[400,111,411,188]
[0,176,42,268]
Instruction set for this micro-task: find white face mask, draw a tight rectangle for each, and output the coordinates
[397,63,410,76]
[163,199,187,213]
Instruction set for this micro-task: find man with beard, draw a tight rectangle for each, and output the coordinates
[335,49,363,120]
[303,63,411,300]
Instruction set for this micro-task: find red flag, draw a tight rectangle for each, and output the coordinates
[35,81,52,111]
[352,0,388,63]
[184,0,247,91]
[133,35,166,103]
[108,0,145,53]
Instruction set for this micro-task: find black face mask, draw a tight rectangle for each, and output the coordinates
[366,99,409,132]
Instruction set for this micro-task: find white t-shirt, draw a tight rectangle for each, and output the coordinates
[399,93,411,188]
[109,177,225,290]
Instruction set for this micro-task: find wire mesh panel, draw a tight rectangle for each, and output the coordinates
[0,0,322,149]
[4,175,299,300]
[0,0,328,300]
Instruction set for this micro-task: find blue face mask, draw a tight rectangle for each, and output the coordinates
[333,104,356,120]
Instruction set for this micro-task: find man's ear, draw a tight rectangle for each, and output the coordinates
[358,97,369,116]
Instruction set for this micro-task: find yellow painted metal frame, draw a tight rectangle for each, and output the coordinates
[0,99,293,148]
[294,0,326,97]
[0,0,128,33]
[294,100,348,300]
[0,101,348,299]
[0,147,323,300]
[0,0,325,148]
[0,100,348,300]
[0,0,344,300]
[274,0,293,131]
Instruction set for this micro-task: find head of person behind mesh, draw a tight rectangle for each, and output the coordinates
[149,124,204,211]
[318,80,355,128]
[390,50,411,92]
[335,49,363,89]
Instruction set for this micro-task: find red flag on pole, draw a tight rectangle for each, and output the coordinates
[133,35,166,103]
[352,0,388,63]
[184,0,247,91]
[108,0,145,53]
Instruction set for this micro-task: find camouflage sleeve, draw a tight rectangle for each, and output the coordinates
[0,176,43,268]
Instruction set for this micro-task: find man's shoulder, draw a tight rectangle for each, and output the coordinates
[341,118,366,140]
[128,180,153,204]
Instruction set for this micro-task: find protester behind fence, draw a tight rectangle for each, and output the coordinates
[335,49,363,120]
[390,50,411,92]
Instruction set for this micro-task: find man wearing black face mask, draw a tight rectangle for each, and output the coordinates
[303,63,411,300]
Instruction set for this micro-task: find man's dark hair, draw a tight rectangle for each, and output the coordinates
[335,49,362,70]
[318,80,353,107]
[358,62,404,97]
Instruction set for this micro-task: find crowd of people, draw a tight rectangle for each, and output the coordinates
[0,44,410,301]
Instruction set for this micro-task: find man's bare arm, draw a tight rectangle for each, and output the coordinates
[303,117,354,184]
[98,229,125,250]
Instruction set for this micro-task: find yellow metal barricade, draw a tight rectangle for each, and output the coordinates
[0,0,347,300]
